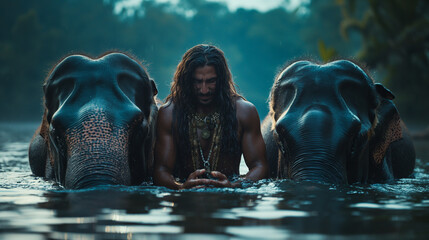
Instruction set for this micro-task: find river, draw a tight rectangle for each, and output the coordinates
[0,122,428,239]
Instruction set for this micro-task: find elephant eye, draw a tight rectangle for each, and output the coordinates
[46,77,75,110]
[118,73,152,117]
[57,79,75,106]
[118,73,138,103]
[118,72,149,103]
[339,79,370,120]
[274,83,296,118]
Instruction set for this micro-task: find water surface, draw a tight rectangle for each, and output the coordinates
[1,123,428,239]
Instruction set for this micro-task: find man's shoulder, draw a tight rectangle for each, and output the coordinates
[235,98,261,130]
[159,101,174,113]
[157,102,174,126]
[235,97,257,113]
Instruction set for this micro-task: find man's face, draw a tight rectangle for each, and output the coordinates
[193,65,217,105]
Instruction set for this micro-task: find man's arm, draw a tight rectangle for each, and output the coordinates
[210,99,268,187]
[238,99,268,181]
[153,104,181,189]
[153,104,212,190]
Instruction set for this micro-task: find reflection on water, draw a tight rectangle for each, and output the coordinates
[1,123,429,239]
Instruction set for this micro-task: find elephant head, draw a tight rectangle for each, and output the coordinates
[29,52,158,189]
[262,60,415,184]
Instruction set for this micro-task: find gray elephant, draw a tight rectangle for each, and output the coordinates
[262,59,415,184]
[29,52,158,189]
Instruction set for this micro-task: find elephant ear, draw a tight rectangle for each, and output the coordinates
[369,84,402,170]
[144,101,158,180]
[28,111,51,177]
[372,83,400,165]
[29,131,48,177]
[375,83,395,100]
[371,113,403,165]
[150,78,158,97]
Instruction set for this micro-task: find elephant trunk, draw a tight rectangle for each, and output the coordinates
[289,149,347,184]
[66,155,130,189]
[54,107,141,189]
[276,106,356,184]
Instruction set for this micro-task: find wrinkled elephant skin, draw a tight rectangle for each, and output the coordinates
[262,60,415,184]
[29,52,158,189]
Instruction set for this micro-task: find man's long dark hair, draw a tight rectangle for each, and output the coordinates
[165,44,242,162]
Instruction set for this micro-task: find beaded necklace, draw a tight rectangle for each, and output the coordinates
[189,112,222,172]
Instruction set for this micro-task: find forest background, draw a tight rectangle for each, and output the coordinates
[1,0,428,128]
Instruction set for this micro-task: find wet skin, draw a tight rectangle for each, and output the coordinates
[28,52,158,189]
[262,60,415,184]
[153,65,268,190]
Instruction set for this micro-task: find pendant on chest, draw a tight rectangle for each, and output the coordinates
[189,111,222,172]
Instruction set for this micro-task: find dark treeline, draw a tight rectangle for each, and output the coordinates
[1,0,427,124]
[339,0,429,125]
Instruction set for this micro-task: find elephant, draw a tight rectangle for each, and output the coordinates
[262,59,415,184]
[28,52,158,189]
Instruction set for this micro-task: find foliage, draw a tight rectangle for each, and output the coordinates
[339,0,429,123]
[318,40,338,62]
[0,0,359,121]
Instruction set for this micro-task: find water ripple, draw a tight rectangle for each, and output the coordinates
[1,123,429,238]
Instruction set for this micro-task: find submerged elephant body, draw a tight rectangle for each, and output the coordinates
[29,52,158,189]
[262,60,415,184]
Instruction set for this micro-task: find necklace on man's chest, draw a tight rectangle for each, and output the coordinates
[189,112,222,172]
[194,112,219,139]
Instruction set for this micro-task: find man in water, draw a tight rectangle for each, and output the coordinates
[154,44,267,190]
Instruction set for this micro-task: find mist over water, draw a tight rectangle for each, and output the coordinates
[1,123,428,239]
